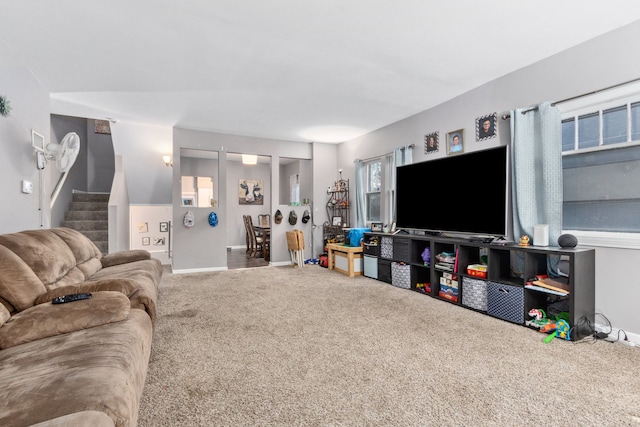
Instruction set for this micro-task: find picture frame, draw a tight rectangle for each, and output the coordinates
[153,237,165,246]
[476,112,497,141]
[371,222,383,232]
[137,222,148,233]
[142,237,150,246]
[332,216,343,226]
[159,222,169,232]
[447,129,464,155]
[94,119,111,135]
[181,197,195,207]
[238,179,264,205]
[424,131,439,154]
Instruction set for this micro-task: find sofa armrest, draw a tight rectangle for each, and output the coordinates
[0,291,130,349]
[100,249,150,268]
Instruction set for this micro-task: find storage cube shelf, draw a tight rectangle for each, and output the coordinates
[363,232,595,340]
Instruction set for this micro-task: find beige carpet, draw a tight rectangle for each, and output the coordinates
[138,265,640,426]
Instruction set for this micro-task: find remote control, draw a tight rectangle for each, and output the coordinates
[52,293,92,304]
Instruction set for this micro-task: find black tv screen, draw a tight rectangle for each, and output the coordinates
[396,146,509,237]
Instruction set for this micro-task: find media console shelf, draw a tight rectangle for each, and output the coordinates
[363,232,595,340]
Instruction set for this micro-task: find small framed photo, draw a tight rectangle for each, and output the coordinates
[153,237,165,246]
[332,216,343,226]
[142,237,150,246]
[424,131,439,154]
[447,129,464,155]
[137,222,148,233]
[476,112,497,141]
[371,222,383,232]
[159,222,169,232]
[181,197,195,207]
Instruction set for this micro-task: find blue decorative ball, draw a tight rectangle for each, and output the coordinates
[208,212,218,227]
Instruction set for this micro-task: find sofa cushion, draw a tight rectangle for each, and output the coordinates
[0,309,152,427]
[0,303,9,326]
[0,244,48,311]
[0,229,84,287]
[27,410,115,427]
[33,278,139,306]
[0,291,130,349]
[101,249,150,268]
[50,227,103,278]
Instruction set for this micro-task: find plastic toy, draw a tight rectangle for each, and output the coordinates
[525,308,553,329]
[556,319,571,340]
[518,235,530,246]
[421,247,430,265]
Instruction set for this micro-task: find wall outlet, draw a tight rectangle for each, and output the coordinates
[22,180,33,194]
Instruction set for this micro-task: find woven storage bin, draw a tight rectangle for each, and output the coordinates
[487,281,524,324]
[462,277,488,311]
[391,262,411,289]
[380,236,394,259]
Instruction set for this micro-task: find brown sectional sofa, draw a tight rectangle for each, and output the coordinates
[0,227,163,427]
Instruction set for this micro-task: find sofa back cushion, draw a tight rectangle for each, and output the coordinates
[0,228,102,311]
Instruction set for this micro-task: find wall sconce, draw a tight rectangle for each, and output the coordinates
[242,154,257,165]
[162,155,173,167]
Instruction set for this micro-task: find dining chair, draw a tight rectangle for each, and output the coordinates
[245,215,263,258]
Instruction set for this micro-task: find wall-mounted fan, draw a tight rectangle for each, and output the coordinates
[46,132,80,172]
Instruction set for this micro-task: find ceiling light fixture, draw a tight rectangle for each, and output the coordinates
[162,155,173,167]
[242,154,257,165]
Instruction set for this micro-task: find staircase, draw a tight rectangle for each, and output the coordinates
[61,192,109,253]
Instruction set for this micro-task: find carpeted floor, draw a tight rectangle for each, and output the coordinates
[137,265,640,426]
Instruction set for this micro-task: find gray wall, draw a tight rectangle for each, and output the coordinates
[338,20,640,337]
[0,65,51,233]
[171,127,317,272]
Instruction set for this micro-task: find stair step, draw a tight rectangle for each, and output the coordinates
[65,210,108,221]
[61,220,108,231]
[69,201,109,212]
[72,192,110,203]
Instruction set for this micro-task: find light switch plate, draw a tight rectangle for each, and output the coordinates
[22,180,33,194]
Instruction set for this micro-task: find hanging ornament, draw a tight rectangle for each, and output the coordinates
[0,95,12,117]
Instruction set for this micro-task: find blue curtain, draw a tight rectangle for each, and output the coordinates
[354,159,366,228]
[510,101,563,276]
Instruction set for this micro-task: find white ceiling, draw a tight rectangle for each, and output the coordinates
[2,1,640,143]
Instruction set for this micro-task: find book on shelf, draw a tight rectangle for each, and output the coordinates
[529,277,570,295]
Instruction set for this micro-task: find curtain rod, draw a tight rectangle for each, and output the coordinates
[501,76,640,120]
[355,144,415,163]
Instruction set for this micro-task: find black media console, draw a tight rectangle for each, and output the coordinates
[362,232,595,340]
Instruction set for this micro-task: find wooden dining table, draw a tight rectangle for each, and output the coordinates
[254,225,270,260]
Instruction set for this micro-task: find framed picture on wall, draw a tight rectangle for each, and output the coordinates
[239,179,264,205]
[332,216,343,226]
[476,112,497,141]
[159,222,169,232]
[447,129,464,154]
[424,131,439,154]
[142,237,150,246]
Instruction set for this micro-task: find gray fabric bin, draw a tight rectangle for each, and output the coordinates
[462,277,488,311]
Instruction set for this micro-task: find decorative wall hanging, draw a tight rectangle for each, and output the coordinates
[183,211,195,228]
[0,95,12,117]
[208,211,218,227]
[94,119,111,134]
[447,129,464,154]
[476,112,497,141]
[239,179,264,205]
[424,131,439,154]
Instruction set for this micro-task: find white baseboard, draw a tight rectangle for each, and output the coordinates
[595,323,639,347]
[172,266,228,275]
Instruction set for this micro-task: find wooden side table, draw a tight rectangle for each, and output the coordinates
[326,243,363,277]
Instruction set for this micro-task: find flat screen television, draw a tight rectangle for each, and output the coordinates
[395,145,509,238]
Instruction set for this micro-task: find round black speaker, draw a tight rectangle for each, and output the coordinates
[558,233,578,248]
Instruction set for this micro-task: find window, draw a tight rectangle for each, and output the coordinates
[365,160,381,222]
[560,84,640,246]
